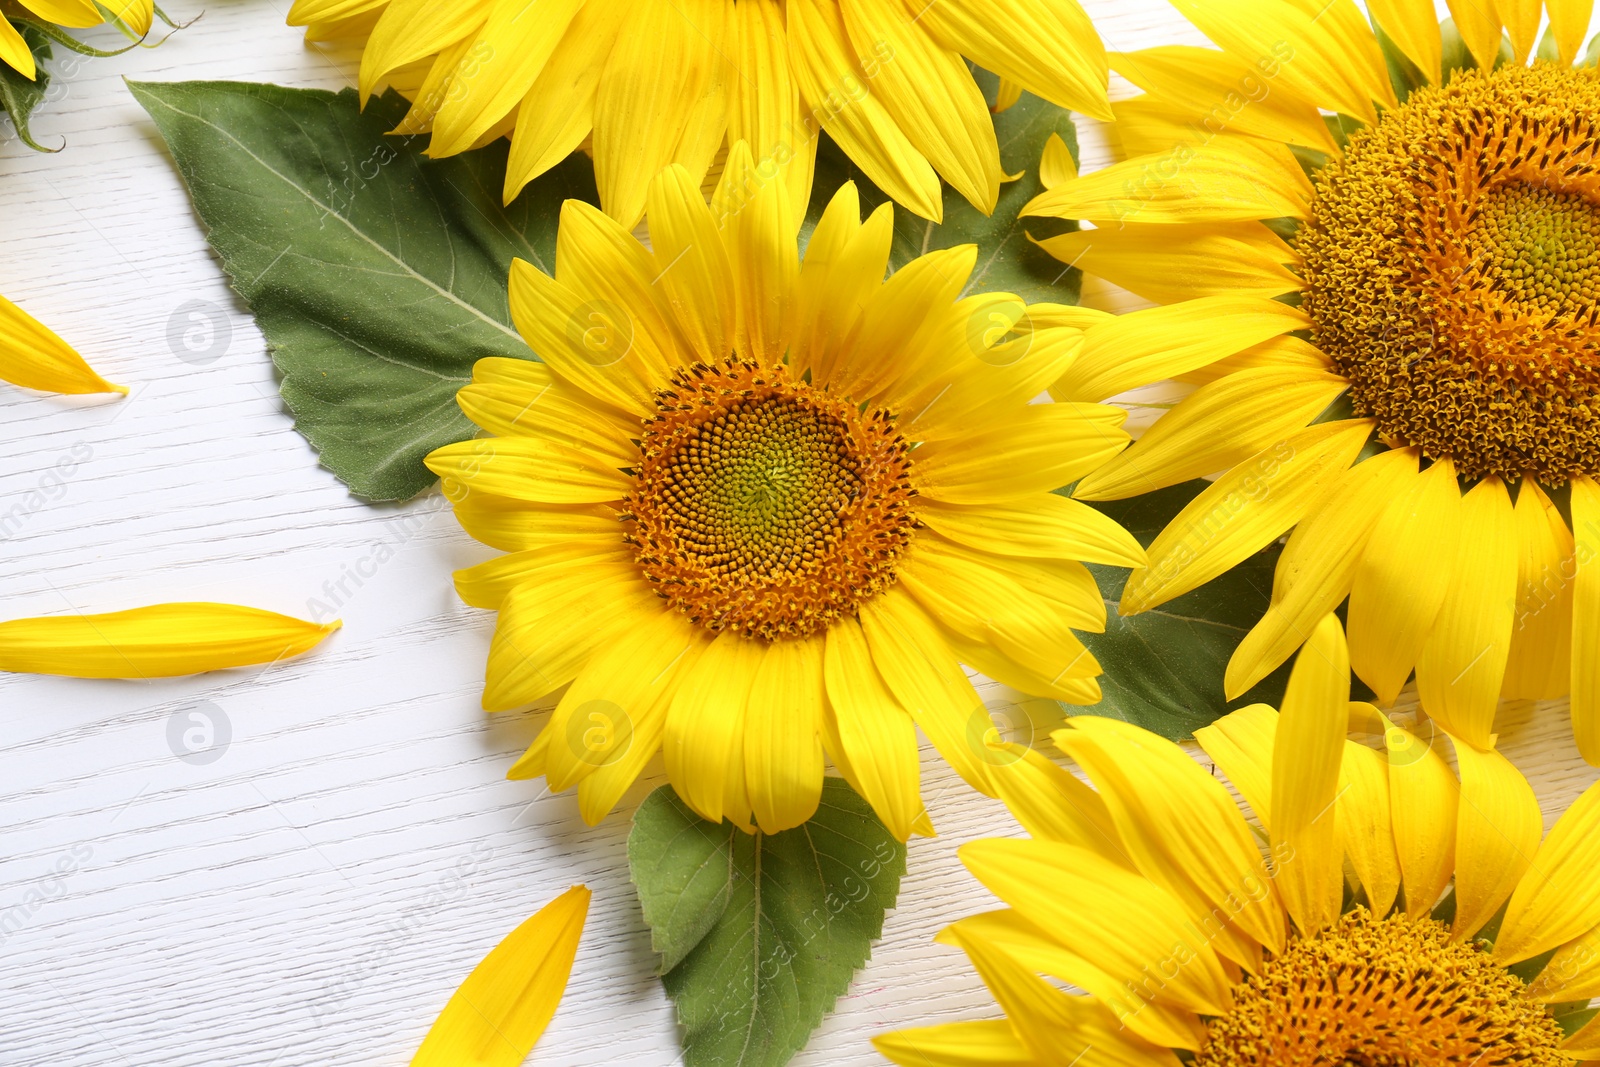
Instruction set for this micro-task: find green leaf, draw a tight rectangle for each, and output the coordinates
[0,23,57,153]
[131,80,598,501]
[1074,480,1293,741]
[801,69,1081,305]
[629,778,906,1067]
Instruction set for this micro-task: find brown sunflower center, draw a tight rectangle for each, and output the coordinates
[1197,910,1566,1066]
[1298,62,1600,485]
[622,360,916,640]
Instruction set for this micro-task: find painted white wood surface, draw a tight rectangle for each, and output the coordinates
[1,3,1596,1065]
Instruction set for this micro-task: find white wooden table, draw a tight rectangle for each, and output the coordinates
[2,2,1596,1064]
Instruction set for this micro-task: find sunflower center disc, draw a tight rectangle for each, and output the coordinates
[1298,63,1600,485]
[1197,910,1565,1066]
[624,361,917,640]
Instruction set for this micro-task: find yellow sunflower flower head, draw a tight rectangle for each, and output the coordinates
[1024,0,1600,762]
[285,0,1112,227]
[0,0,155,78]
[423,141,1144,838]
[876,614,1600,1065]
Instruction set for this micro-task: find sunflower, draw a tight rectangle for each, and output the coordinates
[285,0,1112,227]
[422,142,1142,838]
[1024,0,1600,761]
[0,0,154,80]
[875,614,1600,1065]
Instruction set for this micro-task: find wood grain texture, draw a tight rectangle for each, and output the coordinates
[1,3,1595,1065]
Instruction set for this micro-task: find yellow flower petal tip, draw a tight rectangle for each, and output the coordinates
[0,603,340,679]
[411,885,590,1067]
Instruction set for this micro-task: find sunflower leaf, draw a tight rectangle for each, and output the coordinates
[1076,480,1294,741]
[801,68,1081,305]
[629,777,905,1067]
[130,80,597,501]
[0,23,57,153]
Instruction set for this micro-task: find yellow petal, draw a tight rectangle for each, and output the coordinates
[1548,0,1596,65]
[1056,717,1286,962]
[1174,334,1331,388]
[1023,139,1312,225]
[505,258,655,415]
[712,140,798,366]
[960,838,1236,1017]
[913,404,1129,505]
[1073,367,1347,500]
[411,885,588,1067]
[1337,731,1400,918]
[1384,716,1458,918]
[453,544,635,611]
[591,0,715,227]
[1193,703,1278,829]
[669,0,733,187]
[1414,476,1517,749]
[359,0,491,102]
[455,377,638,467]
[505,1,625,200]
[898,326,1082,443]
[790,186,891,381]
[1226,448,1419,698]
[483,569,657,710]
[913,0,1112,122]
[1367,0,1443,82]
[426,437,631,505]
[1497,0,1541,62]
[1118,420,1374,614]
[99,0,153,36]
[0,17,36,79]
[1445,0,1506,73]
[874,1020,1040,1067]
[985,741,1125,863]
[0,293,124,395]
[450,498,618,555]
[1269,613,1349,934]
[744,634,826,833]
[1038,132,1076,186]
[429,0,584,157]
[664,631,764,825]
[1503,477,1575,701]
[0,604,337,678]
[1495,781,1600,965]
[727,0,814,223]
[1057,295,1308,404]
[1528,921,1600,1002]
[1347,458,1461,705]
[1108,45,1335,151]
[829,244,974,402]
[787,0,942,221]
[1449,736,1542,941]
[17,0,102,28]
[1039,221,1302,306]
[1168,0,1394,123]
[1565,1010,1600,1057]
[646,162,738,365]
[823,616,922,842]
[941,925,1183,1065]
[1574,476,1600,765]
[918,495,1145,568]
[840,0,1001,213]
[858,586,995,797]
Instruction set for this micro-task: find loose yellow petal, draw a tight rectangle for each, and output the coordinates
[1347,458,1462,706]
[1226,448,1418,698]
[823,616,922,842]
[1495,781,1600,965]
[1057,717,1286,963]
[1039,221,1302,306]
[1023,139,1312,226]
[1193,702,1278,829]
[0,604,338,678]
[1503,477,1574,701]
[1118,420,1373,614]
[0,293,124,395]
[1038,132,1076,186]
[1074,367,1347,501]
[1414,476,1518,749]
[410,885,589,1067]
[1572,476,1600,765]
[1449,737,1541,941]
[1269,614,1349,935]
[744,634,826,833]
[788,0,942,221]
[1058,295,1308,404]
